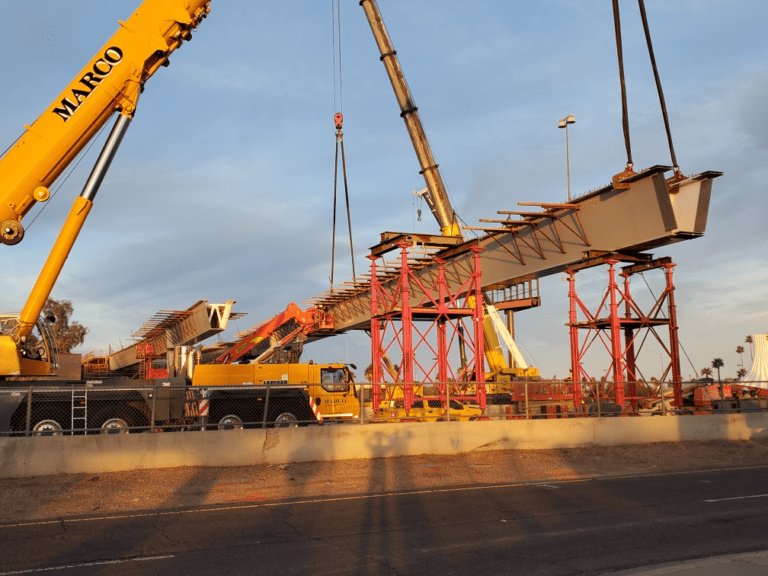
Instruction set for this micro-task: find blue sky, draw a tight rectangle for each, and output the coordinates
[1,0,766,381]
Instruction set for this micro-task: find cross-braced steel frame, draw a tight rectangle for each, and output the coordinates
[567,257,683,409]
[369,244,486,413]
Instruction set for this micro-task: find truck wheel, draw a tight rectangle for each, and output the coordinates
[93,407,140,434]
[217,414,244,430]
[99,416,131,434]
[274,412,299,428]
[31,419,64,436]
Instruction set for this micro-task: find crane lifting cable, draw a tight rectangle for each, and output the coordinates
[330,113,356,289]
[612,0,682,181]
[637,0,679,174]
[612,0,633,173]
[331,0,343,113]
[329,1,355,291]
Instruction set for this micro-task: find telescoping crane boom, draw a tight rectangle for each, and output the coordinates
[359,0,531,381]
[0,0,212,378]
[359,0,461,238]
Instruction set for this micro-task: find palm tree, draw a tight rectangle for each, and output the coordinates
[700,367,713,379]
[711,358,724,382]
[736,345,745,369]
[746,336,754,361]
[737,368,747,379]
[712,357,725,409]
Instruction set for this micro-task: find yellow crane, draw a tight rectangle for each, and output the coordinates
[360,0,537,388]
[0,0,212,377]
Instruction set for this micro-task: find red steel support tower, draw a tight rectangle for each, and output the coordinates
[369,243,486,413]
[567,255,683,410]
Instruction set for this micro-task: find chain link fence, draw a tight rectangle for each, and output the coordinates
[1,380,766,436]
[0,383,321,436]
[357,380,768,422]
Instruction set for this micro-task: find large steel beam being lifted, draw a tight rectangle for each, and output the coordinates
[310,166,720,334]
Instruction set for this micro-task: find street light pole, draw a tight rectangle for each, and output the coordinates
[558,114,576,201]
[647,348,665,380]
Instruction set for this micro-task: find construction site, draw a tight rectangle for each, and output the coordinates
[0,0,765,438]
[2,4,768,575]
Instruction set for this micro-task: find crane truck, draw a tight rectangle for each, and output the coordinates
[1,0,529,435]
[0,1,325,435]
[0,0,214,377]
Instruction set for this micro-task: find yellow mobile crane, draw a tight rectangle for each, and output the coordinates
[360,0,538,392]
[0,2,329,436]
[0,0,212,378]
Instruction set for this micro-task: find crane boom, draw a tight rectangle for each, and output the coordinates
[359,0,461,238]
[359,0,537,379]
[0,0,213,378]
[0,0,212,246]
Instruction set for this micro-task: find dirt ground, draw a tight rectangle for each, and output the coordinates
[2,439,767,524]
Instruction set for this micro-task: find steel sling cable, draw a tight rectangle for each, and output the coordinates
[331,124,339,290]
[340,128,355,279]
[336,0,355,279]
[637,0,679,173]
[329,0,355,289]
[330,0,340,290]
[612,0,633,169]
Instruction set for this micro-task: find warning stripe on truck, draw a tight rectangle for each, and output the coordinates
[310,397,324,423]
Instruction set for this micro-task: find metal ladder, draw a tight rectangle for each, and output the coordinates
[71,388,88,433]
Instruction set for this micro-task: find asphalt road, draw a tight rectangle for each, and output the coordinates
[3,465,768,575]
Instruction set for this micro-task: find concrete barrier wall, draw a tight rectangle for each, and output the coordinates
[1,413,767,479]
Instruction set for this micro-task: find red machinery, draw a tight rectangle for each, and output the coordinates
[215,303,332,365]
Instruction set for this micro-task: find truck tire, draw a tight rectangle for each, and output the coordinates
[217,414,244,430]
[100,416,130,434]
[93,407,143,434]
[274,412,299,428]
[31,418,64,436]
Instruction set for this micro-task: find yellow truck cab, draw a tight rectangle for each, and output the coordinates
[191,362,360,421]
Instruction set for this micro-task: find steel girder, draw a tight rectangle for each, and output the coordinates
[312,166,720,333]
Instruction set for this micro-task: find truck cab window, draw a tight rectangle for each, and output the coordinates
[321,368,350,393]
